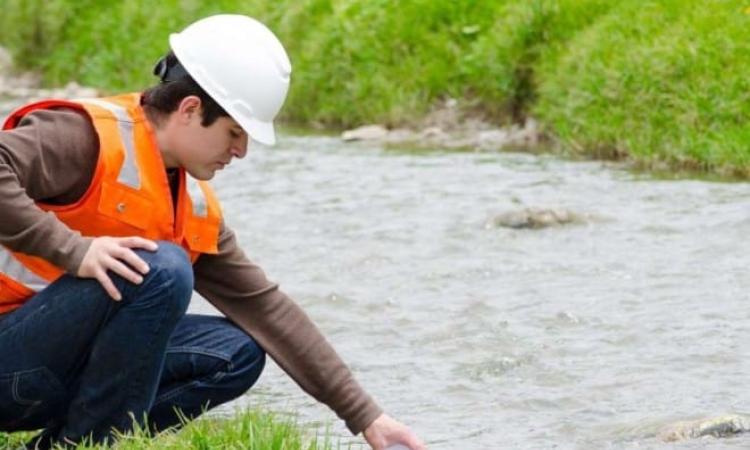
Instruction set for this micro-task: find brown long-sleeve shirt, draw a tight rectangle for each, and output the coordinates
[0,107,382,434]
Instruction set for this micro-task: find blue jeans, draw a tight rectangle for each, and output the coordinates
[0,242,265,448]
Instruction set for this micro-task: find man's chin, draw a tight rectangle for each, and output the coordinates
[186,167,216,181]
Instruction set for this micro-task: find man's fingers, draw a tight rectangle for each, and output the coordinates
[119,236,158,252]
[95,271,122,301]
[77,236,158,299]
[105,256,144,285]
[404,435,426,450]
[113,246,151,275]
[405,435,426,450]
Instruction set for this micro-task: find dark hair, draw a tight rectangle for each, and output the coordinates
[142,51,229,127]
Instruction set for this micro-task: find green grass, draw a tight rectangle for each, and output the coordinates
[0,409,340,449]
[1,0,749,176]
[534,0,750,176]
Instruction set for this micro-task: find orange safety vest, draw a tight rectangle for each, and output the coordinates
[0,93,222,314]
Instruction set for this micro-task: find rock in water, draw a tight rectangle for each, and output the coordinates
[658,414,750,442]
[488,207,581,229]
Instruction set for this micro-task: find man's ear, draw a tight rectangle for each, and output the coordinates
[176,95,202,124]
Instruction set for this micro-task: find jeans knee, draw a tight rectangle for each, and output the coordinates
[137,241,193,314]
[226,337,266,394]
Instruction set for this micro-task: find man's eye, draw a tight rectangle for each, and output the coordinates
[230,130,241,138]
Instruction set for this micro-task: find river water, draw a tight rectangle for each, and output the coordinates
[1,88,747,448]
[188,134,749,449]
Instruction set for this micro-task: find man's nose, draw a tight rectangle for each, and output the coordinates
[231,136,249,159]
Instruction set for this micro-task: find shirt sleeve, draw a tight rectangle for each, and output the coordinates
[0,108,96,273]
[192,222,383,434]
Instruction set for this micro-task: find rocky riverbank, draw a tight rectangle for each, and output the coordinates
[0,47,98,117]
[341,98,545,152]
[0,44,546,154]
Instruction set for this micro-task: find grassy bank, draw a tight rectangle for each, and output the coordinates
[1,0,748,176]
[0,409,335,449]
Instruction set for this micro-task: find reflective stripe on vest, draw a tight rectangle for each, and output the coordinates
[0,247,48,293]
[186,176,208,217]
[78,98,141,189]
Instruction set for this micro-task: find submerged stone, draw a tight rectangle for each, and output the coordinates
[658,414,750,442]
[487,207,582,229]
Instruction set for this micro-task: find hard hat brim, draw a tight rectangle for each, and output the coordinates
[239,116,276,146]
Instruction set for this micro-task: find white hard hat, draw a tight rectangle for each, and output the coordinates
[169,14,291,145]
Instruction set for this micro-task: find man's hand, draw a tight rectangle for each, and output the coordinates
[363,413,426,450]
[77,236,158,301]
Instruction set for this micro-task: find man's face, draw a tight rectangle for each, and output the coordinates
[173,111,249,180]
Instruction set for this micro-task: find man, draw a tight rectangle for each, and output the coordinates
[0,14,425,450]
